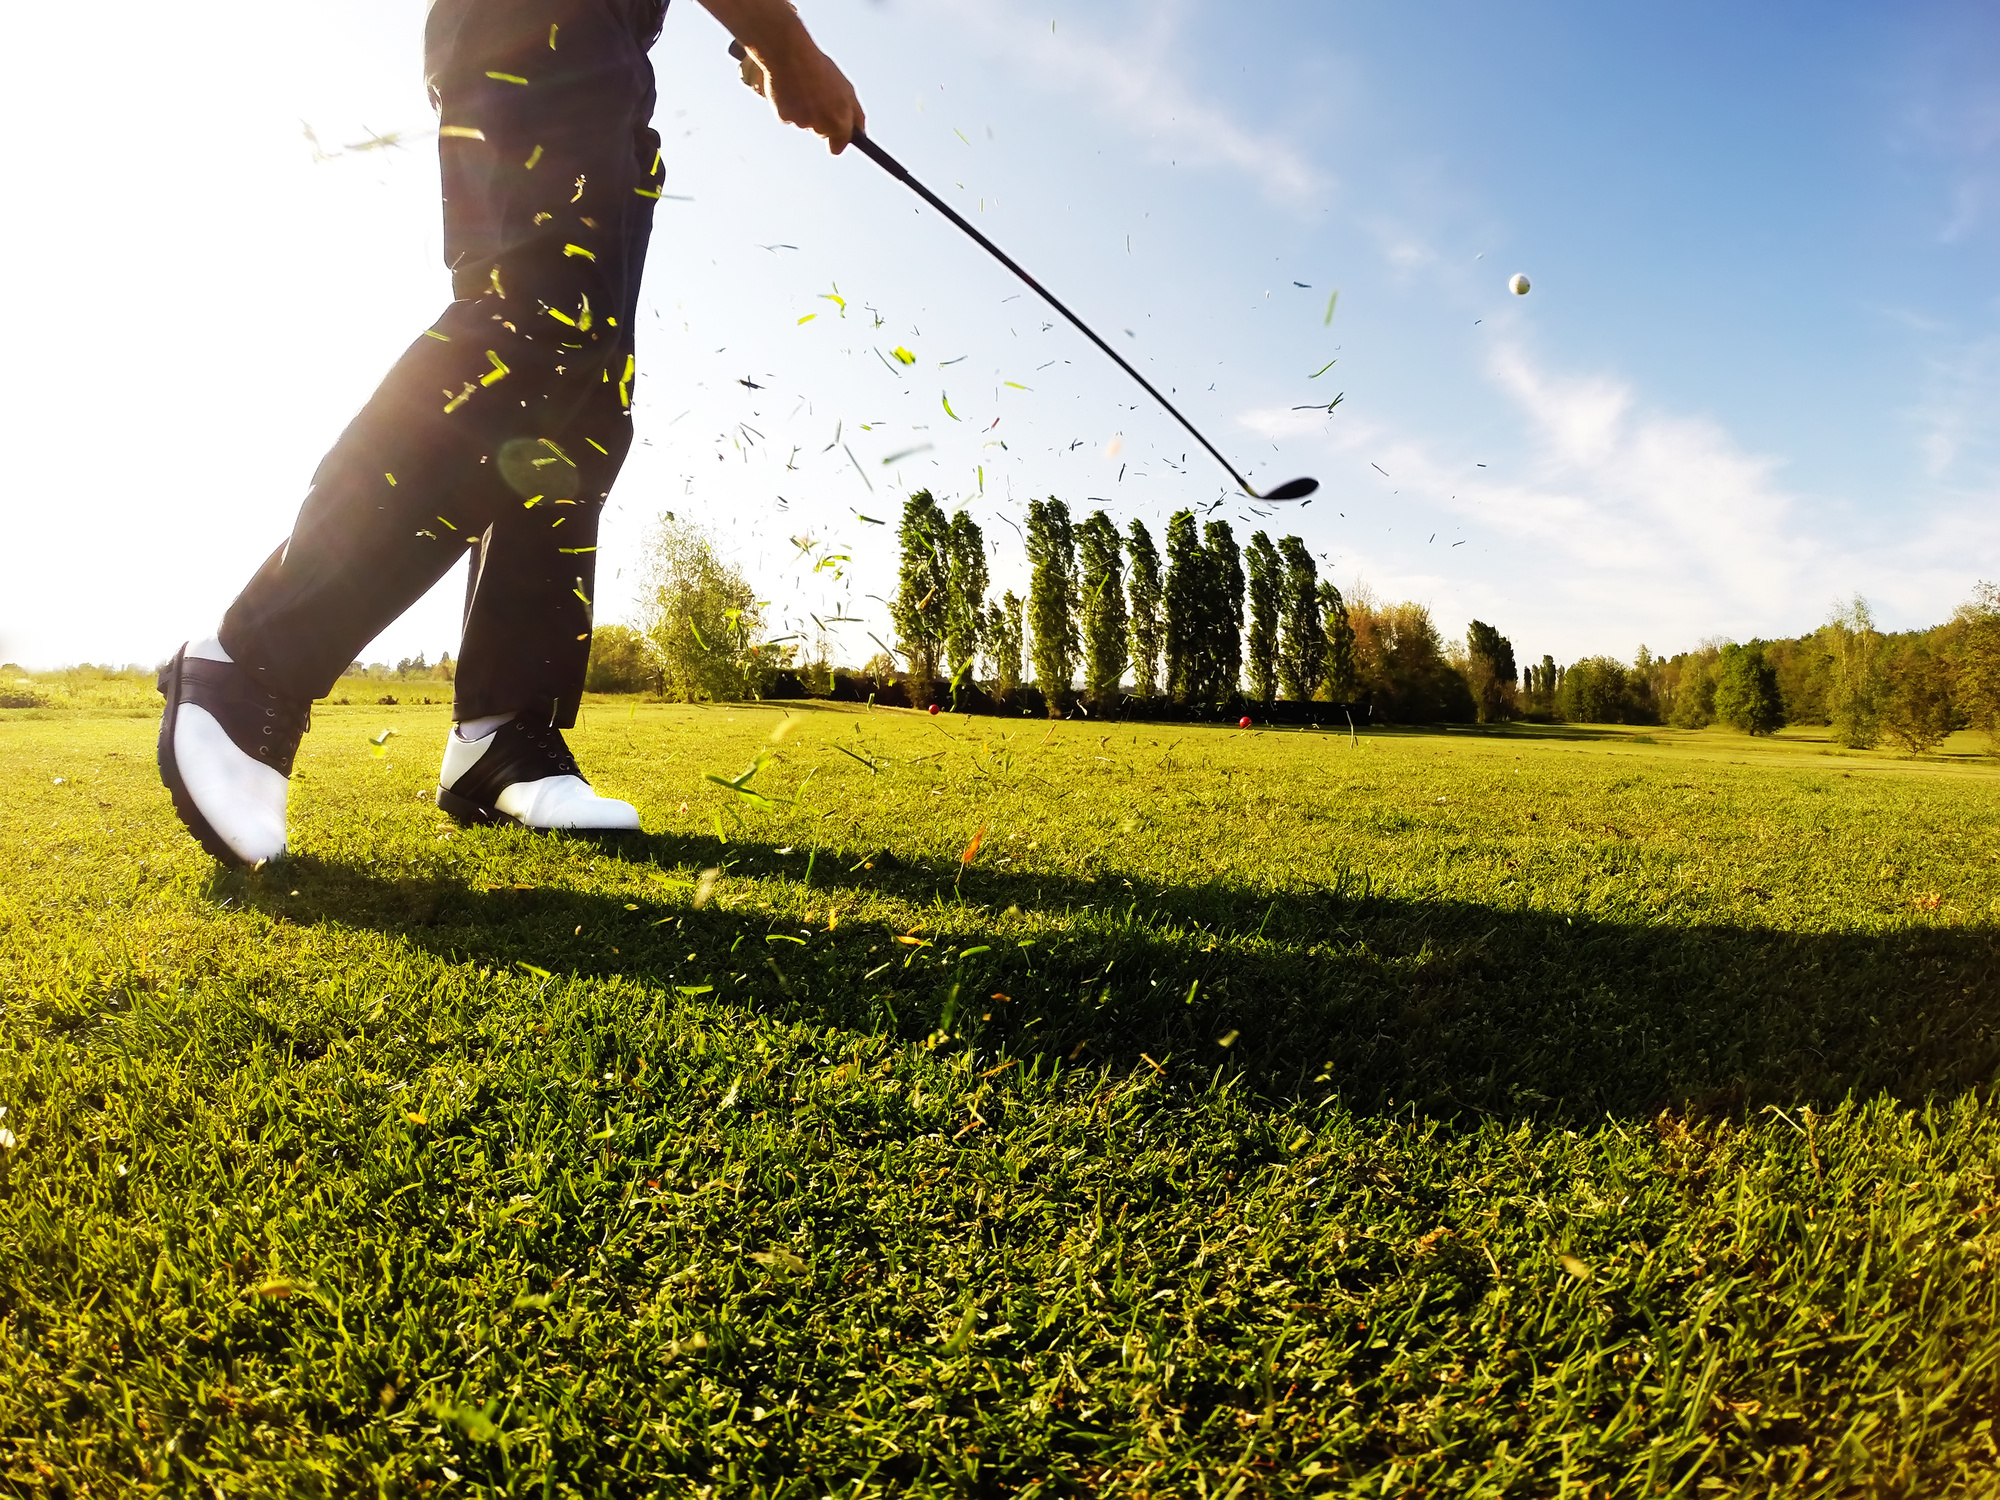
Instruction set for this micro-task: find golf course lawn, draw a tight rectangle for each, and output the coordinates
[3,698,1998,1495]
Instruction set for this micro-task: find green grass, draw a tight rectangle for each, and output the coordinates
[3,700,1998,1496]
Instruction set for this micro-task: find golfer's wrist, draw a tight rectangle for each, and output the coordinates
[716,1,815,71]
[749,26,818,77]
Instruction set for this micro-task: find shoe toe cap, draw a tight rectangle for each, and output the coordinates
[173,706,290,863]
[499,776,640,831]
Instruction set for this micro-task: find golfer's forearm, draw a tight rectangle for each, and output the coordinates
[695,0,815,64]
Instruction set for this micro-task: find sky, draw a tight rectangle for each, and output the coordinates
[3,0,1997,673]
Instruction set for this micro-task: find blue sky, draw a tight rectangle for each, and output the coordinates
[3,0,1996,672]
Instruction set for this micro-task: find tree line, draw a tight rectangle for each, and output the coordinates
[885,491,1367,718]
[1523,588,2000,753]
[588,500,1999,754]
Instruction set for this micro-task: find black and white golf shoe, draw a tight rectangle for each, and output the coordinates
[156,641,310,866]
[437,715,640,831]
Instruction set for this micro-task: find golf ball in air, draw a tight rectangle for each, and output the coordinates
[1509,273,1531,296]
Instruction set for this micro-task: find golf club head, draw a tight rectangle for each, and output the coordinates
[1258,477,1320,501]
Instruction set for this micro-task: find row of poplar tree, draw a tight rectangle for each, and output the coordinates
[890,491,1359,711]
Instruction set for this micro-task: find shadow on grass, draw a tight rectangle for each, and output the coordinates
[258,832,2000,1123]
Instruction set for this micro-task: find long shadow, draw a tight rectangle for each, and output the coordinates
[263,834,2000,1123]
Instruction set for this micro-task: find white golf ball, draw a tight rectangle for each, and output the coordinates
[1509,273,1531,296]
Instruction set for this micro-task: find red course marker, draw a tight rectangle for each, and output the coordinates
[1238,716,1252,728]
[928,704,940,715]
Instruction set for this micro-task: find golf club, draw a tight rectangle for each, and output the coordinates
[727,43,1319,503]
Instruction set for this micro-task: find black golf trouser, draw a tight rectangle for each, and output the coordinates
[220,0,666,728]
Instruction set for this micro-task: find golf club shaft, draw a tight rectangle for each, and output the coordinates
[846,129,1260,498]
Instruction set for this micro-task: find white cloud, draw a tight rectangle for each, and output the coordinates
[926,0,1330,207]
[1365,219,1443,279]
[1242,343,2000,653]
[1482,346,1800,604]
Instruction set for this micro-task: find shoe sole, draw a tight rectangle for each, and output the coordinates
[157,645,265,868]
[436,783,638,834]
[437,783,521,828]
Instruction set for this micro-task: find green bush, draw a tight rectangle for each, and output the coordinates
[584,625,654,694]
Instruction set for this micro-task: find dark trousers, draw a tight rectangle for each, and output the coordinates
[220,0,667,727]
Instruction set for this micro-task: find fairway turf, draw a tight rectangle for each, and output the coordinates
[3,699,1998,1495]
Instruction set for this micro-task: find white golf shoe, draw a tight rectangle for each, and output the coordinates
[156,640,307,866]
[437,715,639,831]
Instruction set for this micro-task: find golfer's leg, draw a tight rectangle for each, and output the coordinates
[431,6,661,830]
[454,381,634,727]
[163,0,659,861]
[440,307,650,831]
[454,105,661,729]
[217,0,659,702]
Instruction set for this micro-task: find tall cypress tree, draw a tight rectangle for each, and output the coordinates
[1203,520,1244,706]
[943,511,988,682]
[1243,531,1282,707]
[1026,498,1077,713]
[1124,518,1164,700]
[1319,581,1356,702]
[1465,619,1517,723]
[1076,511,1128,712]
[1162,509,1203,704]
[1276,536,1325,702]
[892,489,951,699]
[983,591,1025,698]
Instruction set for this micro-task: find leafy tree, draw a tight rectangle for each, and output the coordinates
[1822,595,1883,748]
[943,511,988,685]
[891,490,951,701]
[1764,636,1830,726]
[635,513,768,701]
[1243,532,1282,706]
[1203,520,1245,705]
[1026,498,1077,712]
[1124,519,1164,701]
[1628,645,1665,722]
[1881,643,1954,755]
[1953,581,2000,750]
[1319,582,1356,702]
[1348,597,1475,722]
[1517,653,1551,709]
[584,624,653,693]
[1076,511,1128,711]
[1465,621,1517,683]
[1162,510,1203,704]
[1556,657,1636,724]
[983,591,1025,698]
[797,626,836,698]
[1666,644,1721,727]
[1714,643,1783,735]
[1276,537,1325,702]
[1464,619,1518,723]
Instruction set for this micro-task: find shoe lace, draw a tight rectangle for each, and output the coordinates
[513,718,580,779]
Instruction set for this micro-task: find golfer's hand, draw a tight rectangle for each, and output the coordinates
[702,0,865,153]
[747,38,863,152]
